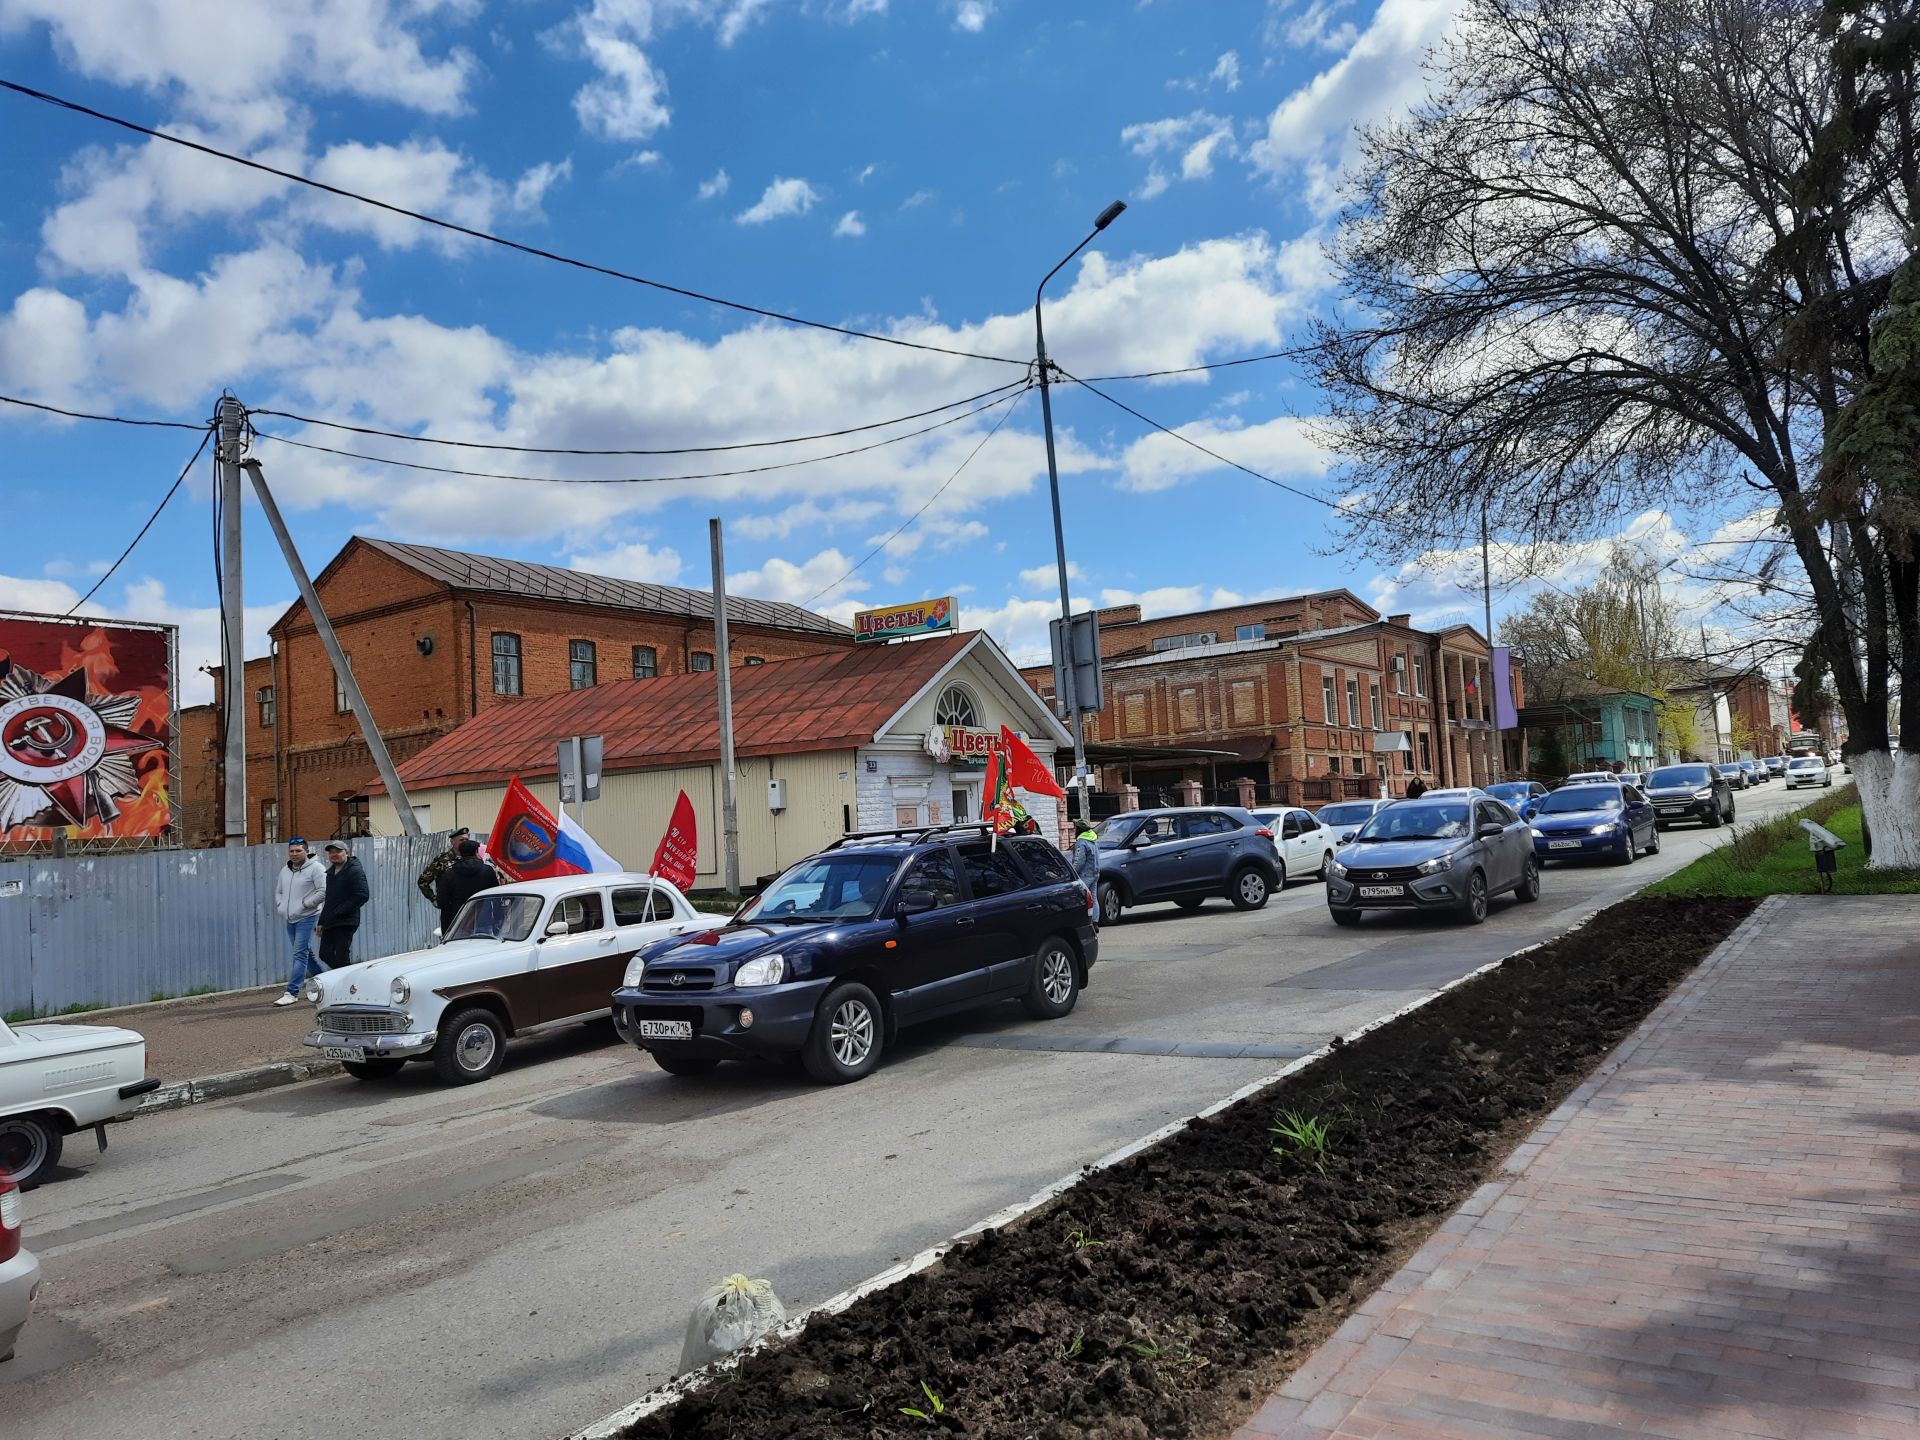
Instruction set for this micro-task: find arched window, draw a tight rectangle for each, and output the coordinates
[934,684,980,728]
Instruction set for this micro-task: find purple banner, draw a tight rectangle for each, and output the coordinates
[1494,647,1519,730]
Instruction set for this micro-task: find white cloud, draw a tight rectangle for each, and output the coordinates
[1120,111,1237,193]
[727,549,868,619]
[900,188,937,209]
[1248,0,1462,212]
[736,176,820,224]
[616,149,665,171]
[1139,168,1173,201]
[512,158,575,208]
[733,498,889,541]
[834,209,867,237]
[950,0,993,31]
[1211,51,1242,89]
[696,168,731,200]
[1099,585,1248,615]
[574,30,672,141]
[1117,415,1330,493]
[1279,0,1361,50]
[855,163,878,184]
[568,540,684,583]
[0,0,476,115]
[303,141,565,250]
[1019,561,1084,588]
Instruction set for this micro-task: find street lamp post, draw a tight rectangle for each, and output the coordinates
[1036,199,1125,824]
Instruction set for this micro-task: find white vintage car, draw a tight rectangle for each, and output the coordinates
[0,1015,158,1189]
[303,872,708,1085]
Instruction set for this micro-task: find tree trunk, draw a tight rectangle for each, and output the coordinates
[1848,749,1920,870]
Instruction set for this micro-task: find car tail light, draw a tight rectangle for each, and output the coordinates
[0,1170,19,1264]
[1255,827,1273,839]
[1083,886,1095,913]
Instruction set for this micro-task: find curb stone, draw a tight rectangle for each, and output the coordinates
[140,1057,342,1113]
[565,905,1622,1440]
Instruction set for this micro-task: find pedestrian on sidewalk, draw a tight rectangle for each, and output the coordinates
[1069,820,1100,893]
[317,839,371,971]
[417,827,470,905]
[1406,776,1429,799]
[271,839,328,1007]
[434,838,498,933]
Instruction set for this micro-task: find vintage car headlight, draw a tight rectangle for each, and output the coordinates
[390,976,411,1005]
[1326,857,1347,879]
[622,955,646,987]
[733,953,786,988]
[302,978,322,1004]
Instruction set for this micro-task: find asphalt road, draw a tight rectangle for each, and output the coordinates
[5,779,1824,1440]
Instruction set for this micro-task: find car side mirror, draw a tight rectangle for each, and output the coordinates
[545,919,571,937]
[1476,822,1505,839]
[896,889,938,919]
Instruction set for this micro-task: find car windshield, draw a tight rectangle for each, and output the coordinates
[1354,803,1471,842]
[1319,803,1377,826]
[1646,766,1711,788]
[446,893,544,942]
[1537,785,1622,814]
[738,854,900,923]
[1484,784,1532,802]
[1789,758,1820,769]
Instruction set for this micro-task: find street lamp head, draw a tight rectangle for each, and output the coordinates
[1093,200,1127,231]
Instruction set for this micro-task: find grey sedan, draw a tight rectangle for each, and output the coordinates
[1326,795,1539,926]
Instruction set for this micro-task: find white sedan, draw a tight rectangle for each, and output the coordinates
[1785,756,1833,789]
[1251,806,1340,882]
[0,1015,158,1189]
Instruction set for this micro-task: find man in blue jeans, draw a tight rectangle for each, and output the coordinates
[272,838,328,1006]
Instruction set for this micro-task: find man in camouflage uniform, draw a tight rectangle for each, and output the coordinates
[417,827,471,906]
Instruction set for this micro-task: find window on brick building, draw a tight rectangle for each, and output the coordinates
[1321,676,1336,724]
[261,799,279,845]
[257,685,275,728]
[744,656,765,665]
[1370,682,1382,729]
[338,796,370,837]
[1393,654,1407,694]
[1403,728,1414,772]
[690,651,715,672]
[1418,731,1433,772]
[631,645,657,679]
[334,654,352,713]
[1346,678,1361,727]
[569,640,597,689]
[1413,653,1426,696]
[1351,757,1365,775]
[491,634,522,695]
[1235,623,1265,641]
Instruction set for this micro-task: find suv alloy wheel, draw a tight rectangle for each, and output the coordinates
[1098,881,1124,925]
[1022,937,1080,1020]
[1459,870,1489,924]
[1228,866,1270,911]
[804,982,884,1084]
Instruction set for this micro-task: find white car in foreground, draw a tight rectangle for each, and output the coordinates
[0,1015,158,1189]
[1785,756,1833,789]
[304,872,706,1085]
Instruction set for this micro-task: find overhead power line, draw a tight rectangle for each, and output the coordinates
[806,384,1032,604]
[252,384,1030,486]
[1073,348,1307,383]
[63,424,215,617]
[0,78,1026,370]
[0,392,209,431]
[246,378,1030,457]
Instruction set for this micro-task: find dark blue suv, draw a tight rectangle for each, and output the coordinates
[611,825,1099,1084]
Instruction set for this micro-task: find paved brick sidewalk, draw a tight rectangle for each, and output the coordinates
[1236,895,1920,1440]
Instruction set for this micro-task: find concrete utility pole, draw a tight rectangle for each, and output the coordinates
[709,518,741,894]
[1481,503,1503,784]
[241,456,422,836]
[215,396,248,847]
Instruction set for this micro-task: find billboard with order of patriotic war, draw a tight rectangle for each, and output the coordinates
[0,610,179,848]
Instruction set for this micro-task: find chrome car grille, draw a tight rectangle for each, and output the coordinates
[316,1008,410,1034]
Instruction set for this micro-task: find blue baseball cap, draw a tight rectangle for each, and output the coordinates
[288,837,308,847]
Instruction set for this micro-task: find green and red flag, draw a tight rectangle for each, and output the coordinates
[981,746,1018,838]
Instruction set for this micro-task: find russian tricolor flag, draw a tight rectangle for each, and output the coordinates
[486,776,622,881]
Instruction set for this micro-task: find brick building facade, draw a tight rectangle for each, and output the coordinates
[1021,595,1514,808]
[199,537,852,844]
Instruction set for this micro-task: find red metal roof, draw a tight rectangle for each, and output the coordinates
[383,633,974,792]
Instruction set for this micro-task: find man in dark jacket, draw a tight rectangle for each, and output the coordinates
[417,827,471,904]
[317,839,371,970]
[434,839,498,932]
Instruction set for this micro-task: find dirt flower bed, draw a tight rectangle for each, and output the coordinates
[624,895,1756,1440]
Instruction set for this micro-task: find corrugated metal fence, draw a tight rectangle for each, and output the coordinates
[0,833,448,1014]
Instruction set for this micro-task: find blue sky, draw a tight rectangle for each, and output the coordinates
[0,0,1763,702]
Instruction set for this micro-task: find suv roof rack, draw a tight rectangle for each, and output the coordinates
[824,821,998,851]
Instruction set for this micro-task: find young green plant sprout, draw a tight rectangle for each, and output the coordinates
[1059,1330,1084,1360]
[1066,1228,1104,1250]
[1270,1111,1335,1173]
[900,1380,946,1423]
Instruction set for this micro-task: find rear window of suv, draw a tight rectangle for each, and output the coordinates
[1008,837,1074,884]
[956,842,1030,899]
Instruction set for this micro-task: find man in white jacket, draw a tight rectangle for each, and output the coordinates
[273,838,328,1006]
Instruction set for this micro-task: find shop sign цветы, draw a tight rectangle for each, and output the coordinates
[854,597,956,644]
[923,725,999,768]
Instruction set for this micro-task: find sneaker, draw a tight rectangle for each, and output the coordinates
[273,992,299,1006]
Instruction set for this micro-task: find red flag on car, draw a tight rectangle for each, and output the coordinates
[487,775,620,881]
[650,790,699,891]
[998,726,1066,799]
[981,747,1018,838]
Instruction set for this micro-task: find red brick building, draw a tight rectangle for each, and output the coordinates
[1021,595,1516,808]
[199,537,852,843]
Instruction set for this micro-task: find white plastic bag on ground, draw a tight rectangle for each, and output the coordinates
[678,1273,786,1374]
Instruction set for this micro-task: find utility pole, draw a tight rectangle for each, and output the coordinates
[709,518,740,895]
[1036,199,1126,824]
[215,396,248,847]
[1481,502,1502,784]
[240,456,422,836]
